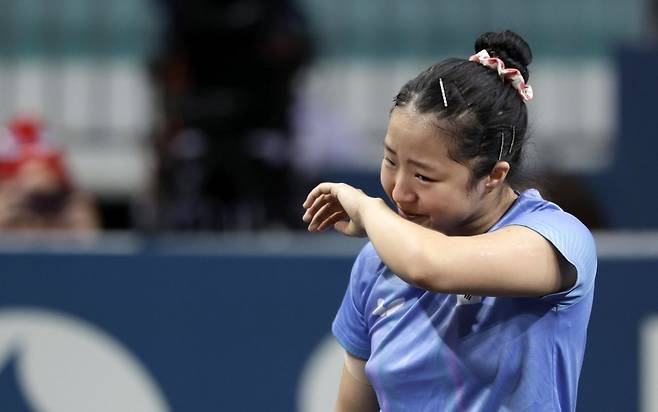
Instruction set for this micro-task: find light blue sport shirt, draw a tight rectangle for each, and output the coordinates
[332,189,597,411]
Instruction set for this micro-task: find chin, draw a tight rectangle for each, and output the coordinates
[427,221,453,234]
[413,217,434,229]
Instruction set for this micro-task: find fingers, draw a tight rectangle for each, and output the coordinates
[316,210,348,232]
[333,220,363,237]
[302,193,333,223]
[302,182,364,235]
[333,220,350,235]
[307,199,344,231]
[302,182,338,209]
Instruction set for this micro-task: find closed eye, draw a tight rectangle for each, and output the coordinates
[383,156,396,166]
[416,174,436,183]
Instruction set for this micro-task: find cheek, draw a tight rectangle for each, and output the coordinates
[425,184,470,216]
[380,166,394,197]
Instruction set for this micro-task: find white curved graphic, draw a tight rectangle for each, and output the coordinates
[297,333,344,412]
[0,308,170,412]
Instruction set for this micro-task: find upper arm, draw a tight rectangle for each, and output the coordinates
[418,225,577,297]
[333,244,377,360]
[335,353,379,412]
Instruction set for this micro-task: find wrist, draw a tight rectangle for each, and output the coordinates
[359,197,386,221]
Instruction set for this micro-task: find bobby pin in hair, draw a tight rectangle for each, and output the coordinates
[439,78,448,108]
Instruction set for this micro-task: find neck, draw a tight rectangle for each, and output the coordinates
[454,186,518,236]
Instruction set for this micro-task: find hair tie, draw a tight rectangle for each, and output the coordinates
[468,50,533,102]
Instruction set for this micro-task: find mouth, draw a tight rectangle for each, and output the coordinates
[397,209,425,221]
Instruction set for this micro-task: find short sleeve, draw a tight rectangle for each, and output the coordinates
[509,209,597,306]
[332,243,379,360]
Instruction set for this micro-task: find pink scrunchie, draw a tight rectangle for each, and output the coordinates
[468,50,533,102]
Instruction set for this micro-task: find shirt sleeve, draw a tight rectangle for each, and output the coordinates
[331,243,378,360]
[509,208,597,306]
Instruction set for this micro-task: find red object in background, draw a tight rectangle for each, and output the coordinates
[10,116,43,144]
[0,116,69,183]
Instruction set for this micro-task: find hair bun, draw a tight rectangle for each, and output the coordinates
[474,30,532,81]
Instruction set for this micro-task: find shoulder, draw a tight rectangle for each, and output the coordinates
[352,242,386,280]
[356,241,381,264]
[500,189,597,303]
[349,242,387,294]
[501,189,596,254]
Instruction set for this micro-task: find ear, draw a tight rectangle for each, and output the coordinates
[484,161,510,192]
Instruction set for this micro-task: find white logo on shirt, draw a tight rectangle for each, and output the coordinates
[372,298,405,317]
[457,294,483,305]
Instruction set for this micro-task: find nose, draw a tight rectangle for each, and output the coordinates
[391,176,418,204]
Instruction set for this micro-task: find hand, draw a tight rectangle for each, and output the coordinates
[302,182,372,237]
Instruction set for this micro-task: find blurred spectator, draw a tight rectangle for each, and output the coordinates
[0,116,100,233]
[147,0,313,231]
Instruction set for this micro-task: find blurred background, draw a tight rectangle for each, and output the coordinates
[0,0,656,411]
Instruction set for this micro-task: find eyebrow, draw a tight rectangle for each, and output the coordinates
[384,143,436,172]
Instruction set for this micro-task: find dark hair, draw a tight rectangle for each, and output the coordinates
[393,30,533,189]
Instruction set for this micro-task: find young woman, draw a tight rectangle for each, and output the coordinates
[302,30,597,411]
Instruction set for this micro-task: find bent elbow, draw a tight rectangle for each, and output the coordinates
[409,270,445,292]
[404,252,448,292]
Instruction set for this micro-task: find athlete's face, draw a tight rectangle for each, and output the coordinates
[380,108,492,236]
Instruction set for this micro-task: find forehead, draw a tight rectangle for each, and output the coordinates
[384,108,452,159]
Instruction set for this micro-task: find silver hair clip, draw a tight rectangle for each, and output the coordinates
[498,131,505,161]
[509,126,515,154]
[439,78,448,108]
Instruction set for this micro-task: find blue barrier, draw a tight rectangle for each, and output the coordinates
[0,241,655,411]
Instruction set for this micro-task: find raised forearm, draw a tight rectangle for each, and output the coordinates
[359,198,448,288]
